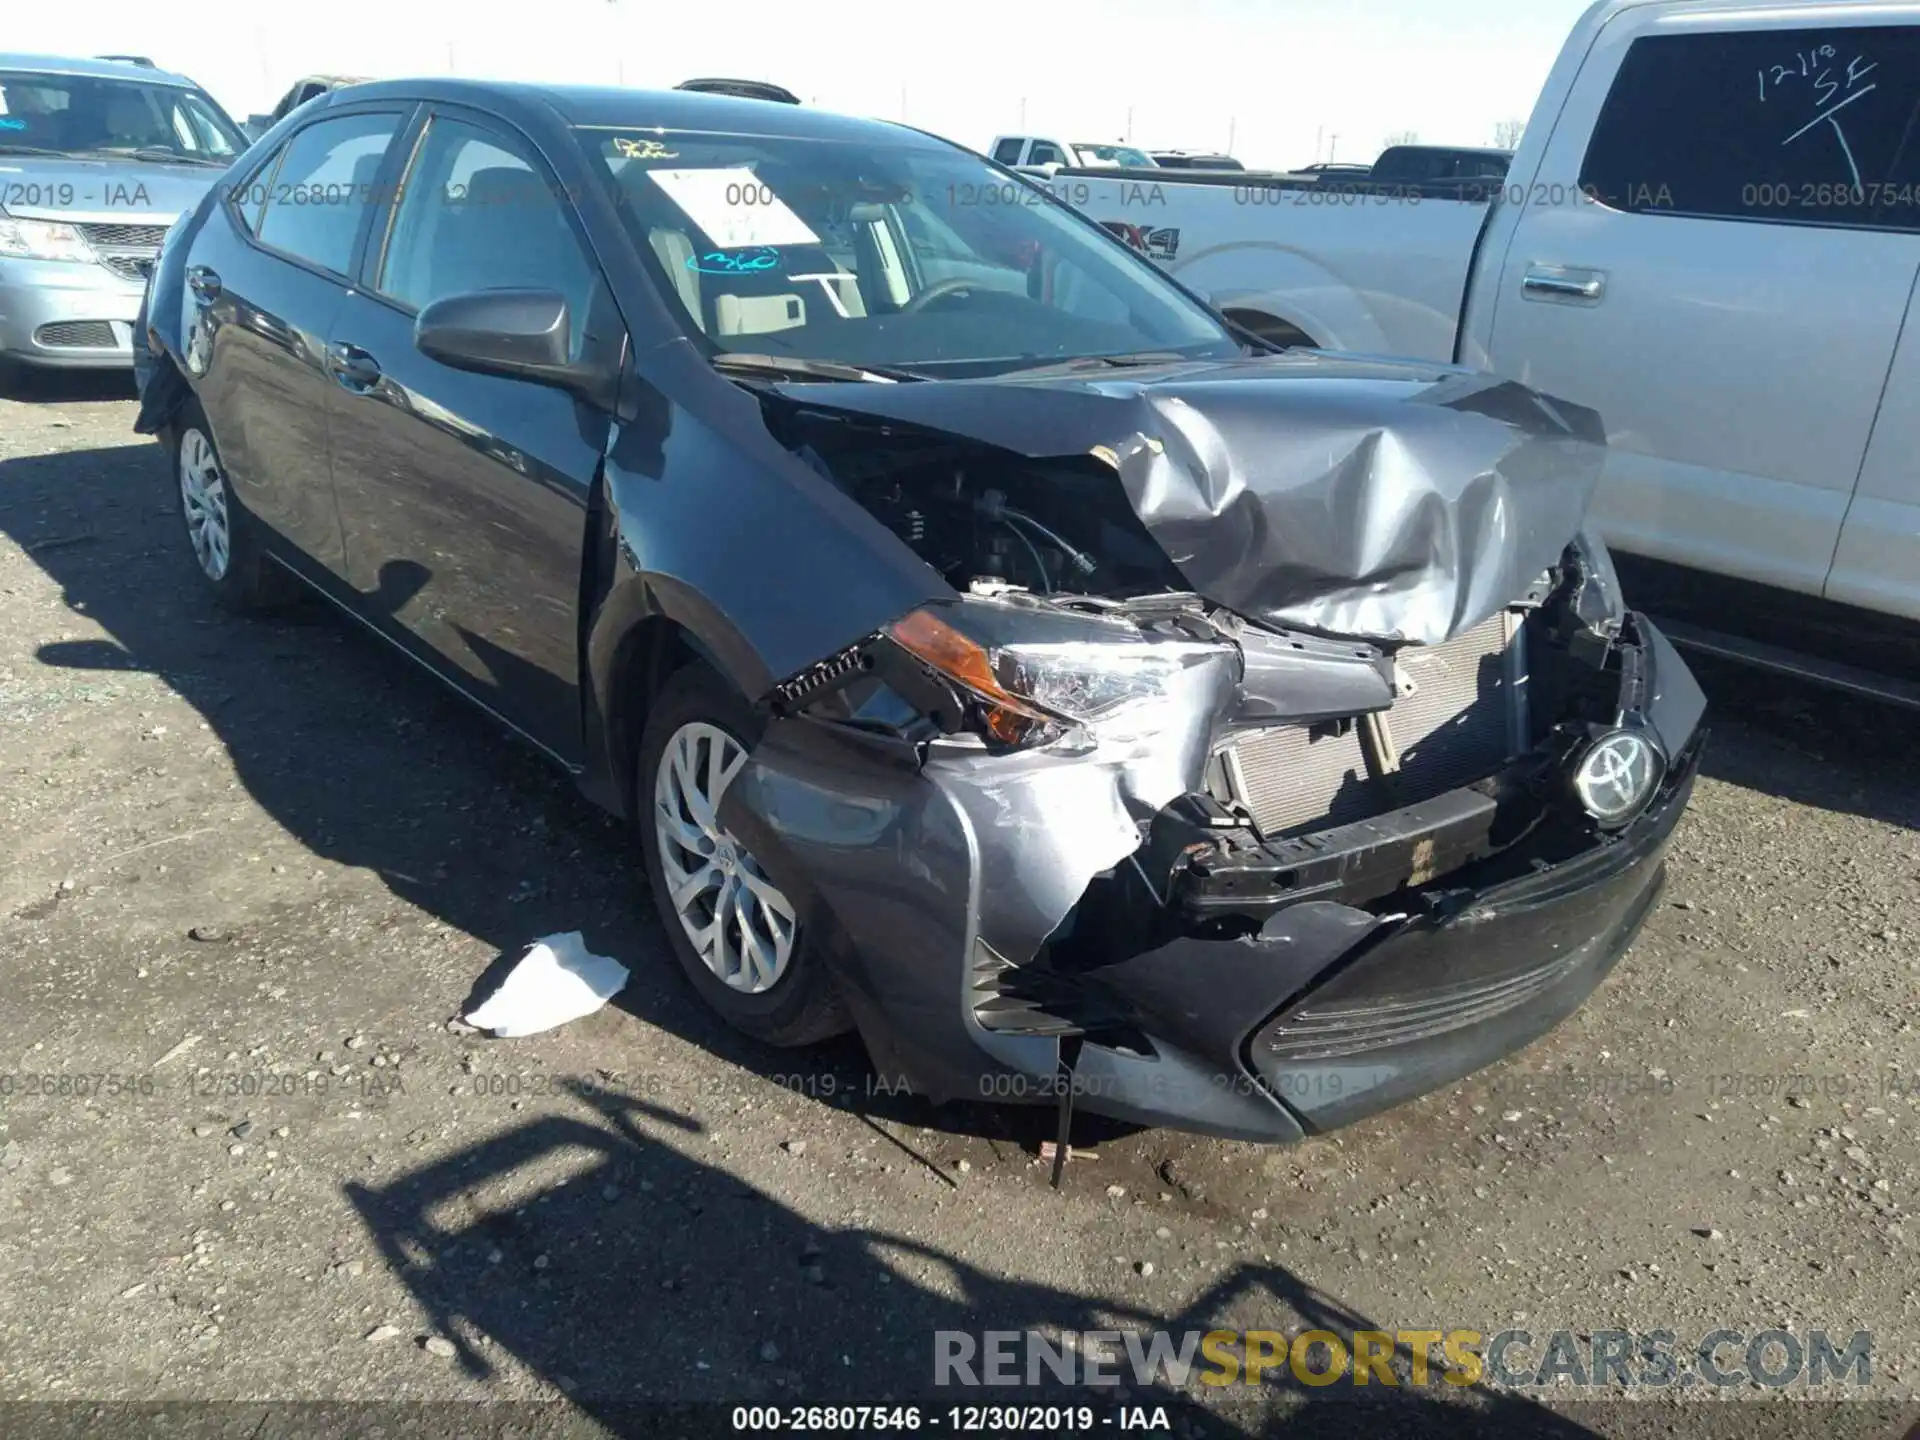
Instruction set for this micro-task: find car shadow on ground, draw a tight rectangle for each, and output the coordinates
[340,1079,1605,1436]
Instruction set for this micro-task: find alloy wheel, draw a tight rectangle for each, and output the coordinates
[178,428,231,581]
[653,720,798,994]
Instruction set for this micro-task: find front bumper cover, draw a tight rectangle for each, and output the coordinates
[0,258,144,368]
[718,609,1705,1143]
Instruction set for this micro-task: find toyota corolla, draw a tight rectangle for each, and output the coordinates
[134,79,1705,1142]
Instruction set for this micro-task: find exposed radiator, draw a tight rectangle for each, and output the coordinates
[1222,611,1526,838]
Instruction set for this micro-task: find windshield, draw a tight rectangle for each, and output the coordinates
[1075,143,1155,167]
[0,70,246,163]
[579,127,1237,377]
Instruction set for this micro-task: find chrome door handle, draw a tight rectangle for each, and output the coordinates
[1522,266,1605,302]
[328,341,382,392]
[186,266,221,302]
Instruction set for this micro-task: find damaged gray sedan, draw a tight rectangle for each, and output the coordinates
[133,79,1705,1142]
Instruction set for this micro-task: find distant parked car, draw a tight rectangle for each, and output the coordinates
[1296,161,1373,179]
[0,51,248,373]
[1148,151,1244,170]
[244,75,369,138]
[1367,145,1513,183]
[674,78,800,104]
[988,136,1159,170]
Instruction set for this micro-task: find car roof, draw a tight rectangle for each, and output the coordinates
[323,78,950,149]
[0,51,197,87]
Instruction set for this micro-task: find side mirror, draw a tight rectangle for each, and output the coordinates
[414,288,607,401]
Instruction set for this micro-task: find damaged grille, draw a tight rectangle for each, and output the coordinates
[1223,611,1525,838]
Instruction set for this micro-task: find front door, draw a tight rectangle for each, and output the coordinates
[324,108,621,763]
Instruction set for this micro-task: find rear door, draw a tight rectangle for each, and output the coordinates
[187,106,409,579]
[1482,12,1920,598]
[324,106,622,763]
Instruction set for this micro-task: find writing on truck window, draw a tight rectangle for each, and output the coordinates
[1758,44,1882,186]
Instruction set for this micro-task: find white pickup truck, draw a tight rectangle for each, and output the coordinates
[1041,0,1920,694]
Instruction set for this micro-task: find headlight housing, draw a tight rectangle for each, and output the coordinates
[886,600,1228,749]
[0,211,96,264]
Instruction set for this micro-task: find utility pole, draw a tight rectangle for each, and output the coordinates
[446,40,456,75]
[1329,133,1339,159]
[1126,106,1133,141]
[1019,96,1027,127]
[1227,116,1236,154]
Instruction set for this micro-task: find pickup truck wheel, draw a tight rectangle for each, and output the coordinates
[635,662,852,1047]
[166,400,299,613]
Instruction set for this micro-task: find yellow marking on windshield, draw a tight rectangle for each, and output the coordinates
[614,136,679,160]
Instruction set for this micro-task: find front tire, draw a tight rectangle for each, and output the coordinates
[635,663,851,1047]
[165,398,297,613]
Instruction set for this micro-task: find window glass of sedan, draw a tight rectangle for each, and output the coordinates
[1580,25,1920,231]
[580,128,1241,378]
[254,111,401,275]
[378,117,598,356]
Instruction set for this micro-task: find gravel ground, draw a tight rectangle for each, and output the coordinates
[0,369,1916,1439]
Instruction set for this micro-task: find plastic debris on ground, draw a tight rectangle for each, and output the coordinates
[462,932,629,1038]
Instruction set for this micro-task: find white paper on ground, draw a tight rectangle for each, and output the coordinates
[644,167,822,248]
[463,932,630,1038]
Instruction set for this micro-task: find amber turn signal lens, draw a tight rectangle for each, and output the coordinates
[888,609,1055,746]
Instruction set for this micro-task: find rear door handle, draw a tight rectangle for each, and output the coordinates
[186,266,221,302]
[1521,265,1606,303]
[328,341,382,392]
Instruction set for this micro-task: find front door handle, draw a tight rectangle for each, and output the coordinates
[1521,265,1606,303]
[328,341,382,392]
[186,265,221,303]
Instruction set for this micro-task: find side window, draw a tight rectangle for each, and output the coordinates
[991,138,1025,165]
[376,116,598,356]
[254,112,400,273]
[1027,141,1065,166]
[1580,26,1920,231]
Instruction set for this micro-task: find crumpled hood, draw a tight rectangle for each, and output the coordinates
[773,352,1606,646]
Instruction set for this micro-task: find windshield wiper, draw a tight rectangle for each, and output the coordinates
[711,353,926,384]
[0,143,70,157]
[1002,350,1196,375]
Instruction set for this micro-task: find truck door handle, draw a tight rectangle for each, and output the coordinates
[186,266,221,303]
[1522,265,1606,303]
[328,341,382,392]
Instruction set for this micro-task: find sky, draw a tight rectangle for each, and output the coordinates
[8,0,1596,169]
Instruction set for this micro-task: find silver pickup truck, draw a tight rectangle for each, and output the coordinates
[1042,0,1920,700]
[0,53,244,375]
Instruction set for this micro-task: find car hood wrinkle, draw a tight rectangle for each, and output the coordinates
[771,353,1606,647]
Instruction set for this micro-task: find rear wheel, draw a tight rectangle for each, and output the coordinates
[635,662,852,1046]
[166,399,298,613]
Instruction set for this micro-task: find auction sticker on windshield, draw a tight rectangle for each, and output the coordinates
[644,166,822,248]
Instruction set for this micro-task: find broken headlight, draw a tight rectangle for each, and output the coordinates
[887,600,1228,748]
